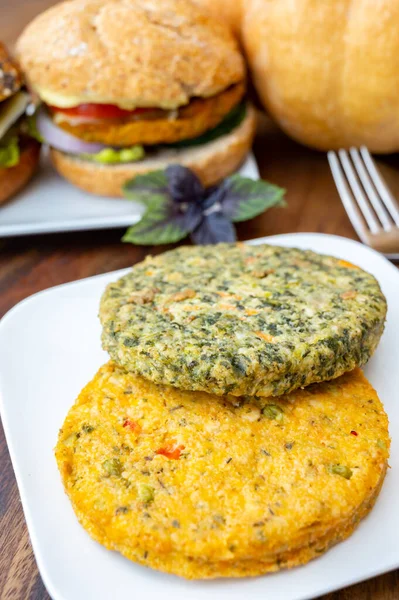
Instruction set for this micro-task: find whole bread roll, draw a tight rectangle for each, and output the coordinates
[197,0,399,153]
[243,0,399,152]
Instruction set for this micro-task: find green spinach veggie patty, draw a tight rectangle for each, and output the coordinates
[55,363,389,579]
[100,244,386,397]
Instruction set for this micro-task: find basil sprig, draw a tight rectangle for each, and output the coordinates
[122,165,285,246]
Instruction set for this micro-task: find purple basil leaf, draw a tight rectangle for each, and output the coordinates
[191,213,237,245]
[201,189,223,211]
[202,184,226,210]
[166,165,205,204]
[182,201,203,231]
[204,184,219,195]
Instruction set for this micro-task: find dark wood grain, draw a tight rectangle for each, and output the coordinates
[0,3,398,598]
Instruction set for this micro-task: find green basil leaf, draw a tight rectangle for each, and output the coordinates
[0,135,20,167]
[221,175,286,223]
[123,170,169,205]
[122,196,190,245]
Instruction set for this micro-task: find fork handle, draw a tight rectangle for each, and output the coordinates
[366,230,399,254]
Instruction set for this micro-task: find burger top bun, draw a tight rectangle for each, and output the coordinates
[192,0,242,37]
[16,0,245,110]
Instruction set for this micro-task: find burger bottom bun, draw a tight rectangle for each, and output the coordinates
[50,104,256,197]
[0,139,41,205]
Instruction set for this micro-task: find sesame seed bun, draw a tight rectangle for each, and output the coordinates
[16,0,245,110]
[50,103,256,197]
[0,139,41,205]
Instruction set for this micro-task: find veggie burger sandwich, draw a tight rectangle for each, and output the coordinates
[16,0,255,197]
[0,43,40,205]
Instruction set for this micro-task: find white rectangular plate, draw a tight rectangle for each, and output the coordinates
[0,151,259,237]
[0,233,398,600]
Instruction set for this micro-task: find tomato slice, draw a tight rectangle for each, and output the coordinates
[49,103,155,119]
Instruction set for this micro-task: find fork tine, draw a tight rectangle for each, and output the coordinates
[349,148,392,231]
[327,151,370,243]
[360,146,399,227]
[337,150,380,234]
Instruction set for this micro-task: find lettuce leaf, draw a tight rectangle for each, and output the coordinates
[25,114,45,143]
[0,135,20,168]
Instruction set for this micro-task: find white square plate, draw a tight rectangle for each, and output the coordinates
[0,233,398,600]
[0,151,259,237]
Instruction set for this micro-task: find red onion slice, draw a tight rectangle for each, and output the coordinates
[36,107,108,154]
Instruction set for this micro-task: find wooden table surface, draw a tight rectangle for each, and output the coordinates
[0,3,398,599]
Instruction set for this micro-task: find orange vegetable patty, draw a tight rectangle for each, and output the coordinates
[52,82,245,146]
[55,362,389,579]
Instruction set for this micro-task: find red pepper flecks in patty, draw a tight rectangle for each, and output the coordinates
[156,440,185,460]
[55,361,390,579]
[123,418,141,433]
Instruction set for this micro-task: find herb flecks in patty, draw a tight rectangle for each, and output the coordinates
[100,244,386,397]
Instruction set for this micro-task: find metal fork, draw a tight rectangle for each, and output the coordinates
[328,146,399,256]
